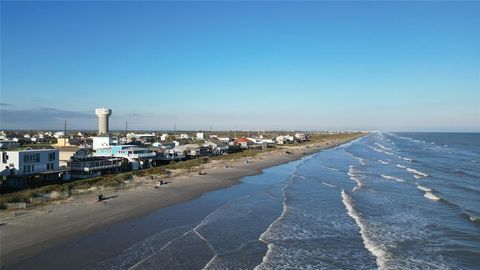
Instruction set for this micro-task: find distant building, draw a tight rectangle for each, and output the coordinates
[0,140,19,150]
[234,138,253,149]
[196,133,204,140]
[53,138,72,147]
[92,136,113,150]
[294,133,306,142]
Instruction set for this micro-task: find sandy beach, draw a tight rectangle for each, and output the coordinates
[0,136,360,267]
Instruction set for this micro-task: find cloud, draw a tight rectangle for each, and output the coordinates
[0,107,94,129]
[0,103,14,106]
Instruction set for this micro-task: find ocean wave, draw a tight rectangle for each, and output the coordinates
[258,180,292,244]
[406,167,429,178]
[348,165,364,190]
[374,142,392,151]
[341,190,387,269]
[378,160,389,165]
[462,213,480,224]
[321,165,340,171]
[293,174,306,179]
[424,191,440,201]
[321,181,336,188]
[380,174,405,182]
[402,157,414,162]
[416,185,431,192]
[346,152,367,165]
[396,164,407,169]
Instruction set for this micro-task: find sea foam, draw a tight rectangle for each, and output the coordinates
[406,168,428,178]
[424,191,440,201]
[381,174,405,182]
[416,185,431,192]
[341,190,387,269]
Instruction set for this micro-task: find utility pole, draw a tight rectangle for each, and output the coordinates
[125,121,128,136]
[64,120,67,146]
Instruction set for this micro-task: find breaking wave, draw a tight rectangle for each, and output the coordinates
[424,191,440,201]
[406,168,429,178]
[341,190,387,269]
[380,174,405,182]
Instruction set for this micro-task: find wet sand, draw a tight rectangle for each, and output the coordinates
[0,136,361,267]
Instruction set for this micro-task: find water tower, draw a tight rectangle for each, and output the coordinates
[95,108,112,135]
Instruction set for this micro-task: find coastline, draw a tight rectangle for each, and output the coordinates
[0,135,363,267]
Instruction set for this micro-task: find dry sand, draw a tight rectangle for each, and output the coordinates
[0,136,360,267]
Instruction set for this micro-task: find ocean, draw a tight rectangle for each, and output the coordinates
[11,133,480,269]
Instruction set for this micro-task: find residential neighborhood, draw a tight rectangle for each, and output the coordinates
[0,109,358,191]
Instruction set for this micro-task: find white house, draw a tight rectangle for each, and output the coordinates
[92,136,113,150]
[196,132,204,140]
[0,148,60,176]
[160,134,169,141]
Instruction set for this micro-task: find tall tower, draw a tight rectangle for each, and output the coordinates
[95,108,112,135]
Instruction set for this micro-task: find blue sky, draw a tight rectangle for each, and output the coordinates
[1,1,479,131]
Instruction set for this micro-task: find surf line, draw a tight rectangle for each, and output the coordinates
[341,190,388,270]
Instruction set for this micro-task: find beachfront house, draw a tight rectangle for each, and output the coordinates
[234,138,254,149]
[94,145,156,170]
[0,148,69,188]
[67,149,123,179]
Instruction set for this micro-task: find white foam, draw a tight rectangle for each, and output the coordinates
[424,191,440,201]
[348,165,364,190]
[374,142,392,151]
[406,168,428,178]
[341,190,387,269]
[322,165,339,171]
[321,181,336,188]
[416,185,431,192]
[396,164,407,169]
[346,152,366,165]
[378,160,389,165]
[259,181,291,244]
[368,145,383,153]
[413,175,422,179]
[293,174,306,179]
[381,174,405,182]
[402,157,413,162]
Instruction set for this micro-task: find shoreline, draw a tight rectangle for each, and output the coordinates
[0,135,363,267]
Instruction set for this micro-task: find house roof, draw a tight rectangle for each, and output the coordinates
[235,138,252,143]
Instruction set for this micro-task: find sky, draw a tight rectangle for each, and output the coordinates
[1,1,479,132]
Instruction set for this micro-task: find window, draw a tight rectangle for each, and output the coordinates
[23,165,27,173]
[36,153,40,162]
[2,152,7,163]
[48,152,55,161]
